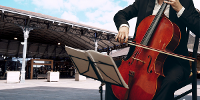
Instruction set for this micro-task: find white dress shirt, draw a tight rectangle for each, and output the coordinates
[152,0,170,18]
[120,0,185,28]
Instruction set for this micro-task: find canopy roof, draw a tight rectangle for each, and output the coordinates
[0,5,130,59]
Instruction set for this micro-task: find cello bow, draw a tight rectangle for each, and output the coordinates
[128,41,196,62]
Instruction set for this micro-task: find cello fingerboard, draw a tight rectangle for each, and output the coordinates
[141,2,168,46]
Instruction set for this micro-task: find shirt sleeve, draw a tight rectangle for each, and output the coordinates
[177,7,185,18]
[119,24,130,29]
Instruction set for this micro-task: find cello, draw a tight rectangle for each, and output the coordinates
[111,1,182,100]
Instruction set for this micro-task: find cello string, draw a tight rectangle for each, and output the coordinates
[129,24,153,66]
[129,2,166,66]
[130,13,162,66]
[130,45,144,66]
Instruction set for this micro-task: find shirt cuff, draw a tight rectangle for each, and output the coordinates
[177,7,185,18]
[119,24,129,29]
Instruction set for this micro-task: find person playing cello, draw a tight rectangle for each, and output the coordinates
[105,0,200,100]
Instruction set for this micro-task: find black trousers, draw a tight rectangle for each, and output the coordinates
[105,57,190,100]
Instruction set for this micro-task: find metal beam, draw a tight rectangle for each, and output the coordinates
[32,43,40,58]
[41,44,49,57]
[71,33,103,47]
[1,10,4,22]
[59,46,64,54]
[109,41,117,46]
[63,33,92,50]
[56,25,72,39]
[66,25,72,33]
[100,40,110,47]
[60,46,68,57]
[26,42,32,57]
[15,41,21,57]
[47,22,53,29]
[81,31,105,48]
[80,28,88,35]
[0,21,5,35]
[5,40,10,56]
[70,32,95,49]
[36,43,41,57]
[25,16,31,27]
[51,45,57,57]
[39,28,83,49]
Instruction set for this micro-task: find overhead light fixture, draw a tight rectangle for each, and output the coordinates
[14,37,18,40]
[58,43,60,45]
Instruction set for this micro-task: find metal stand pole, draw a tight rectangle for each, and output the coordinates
[99,82,105,100]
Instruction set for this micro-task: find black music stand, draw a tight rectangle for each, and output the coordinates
[65,46,128,100]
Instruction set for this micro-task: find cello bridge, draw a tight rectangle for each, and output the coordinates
[132,57,145,63]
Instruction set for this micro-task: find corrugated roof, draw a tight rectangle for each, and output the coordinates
[0,5,130,60]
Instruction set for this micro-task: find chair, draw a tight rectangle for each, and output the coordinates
[174,29,199,100]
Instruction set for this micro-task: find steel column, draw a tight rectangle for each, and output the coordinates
[20,27,32,83]
[95,40,98,51]
[94,33,98,51]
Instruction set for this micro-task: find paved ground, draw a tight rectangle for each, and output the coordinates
[0,78,199,100]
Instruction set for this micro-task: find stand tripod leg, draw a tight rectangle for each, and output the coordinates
[99,82,105,100]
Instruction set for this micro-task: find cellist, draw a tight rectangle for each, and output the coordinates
[105,0,200,100]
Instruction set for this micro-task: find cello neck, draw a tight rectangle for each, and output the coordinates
[141,2,168,46]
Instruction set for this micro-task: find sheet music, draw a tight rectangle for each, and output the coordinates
[65,46,98,80]
[86,50,128,88]
[65,46,128,88]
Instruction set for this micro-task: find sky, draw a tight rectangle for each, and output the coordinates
[1,0,200,36]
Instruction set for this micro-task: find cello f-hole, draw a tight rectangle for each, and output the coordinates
[147,55,153,73]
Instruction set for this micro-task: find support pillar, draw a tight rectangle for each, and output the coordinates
[20,27,32,83]
[95,39,98,51]
[94,32,99,51]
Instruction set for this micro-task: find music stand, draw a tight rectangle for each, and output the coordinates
[65,46,128,100]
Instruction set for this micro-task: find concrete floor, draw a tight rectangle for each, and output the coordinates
[0,78,199,100]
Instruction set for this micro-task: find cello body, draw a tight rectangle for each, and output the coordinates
[111,14,181,100]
